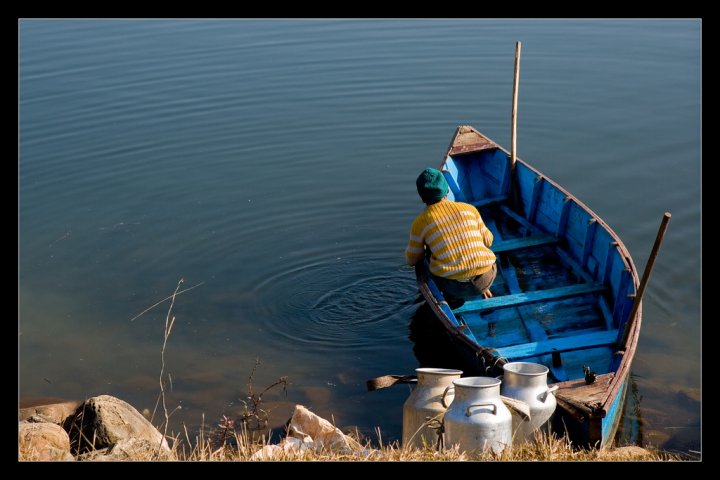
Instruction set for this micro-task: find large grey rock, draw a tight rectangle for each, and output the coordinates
[64,395,171,458]
[18,422,74,461]
[19,401,82,425]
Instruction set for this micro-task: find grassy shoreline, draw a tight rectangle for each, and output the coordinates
[167,425,682,462]
[19,395,690,461]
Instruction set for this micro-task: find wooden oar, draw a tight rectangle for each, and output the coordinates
[366,374,417,391]
[618,212,672,348]
[508,41,522,210]
[510,41,521,169]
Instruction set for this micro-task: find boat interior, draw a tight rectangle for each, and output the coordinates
[433,148,637,384]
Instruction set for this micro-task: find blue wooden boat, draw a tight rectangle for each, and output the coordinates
[416,125,641,449]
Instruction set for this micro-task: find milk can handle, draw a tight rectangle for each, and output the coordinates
[465,403,497,417]
[441,385,455,408]
[541,385,559,403]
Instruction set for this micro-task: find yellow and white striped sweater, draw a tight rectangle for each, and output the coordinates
[404,198,496,280]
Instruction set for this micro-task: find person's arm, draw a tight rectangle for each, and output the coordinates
[404,226,424,266]
[477,212,494,247]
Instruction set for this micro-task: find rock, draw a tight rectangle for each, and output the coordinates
[286,404,362,453]
[249,405,366,460]
[19,422,74,461]
[76,447,111,461]
[250,431,314,460]
[250,444,285,461]
[600,445,653,460]
[78,438,175,461]
[19,401,82,425]
[64,395,172,458]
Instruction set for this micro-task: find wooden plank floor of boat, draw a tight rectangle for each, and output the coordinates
[452,201,619,382]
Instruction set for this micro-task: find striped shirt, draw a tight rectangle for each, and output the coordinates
[404,198,495,280]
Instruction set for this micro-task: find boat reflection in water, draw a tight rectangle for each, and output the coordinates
[409,301,470,374]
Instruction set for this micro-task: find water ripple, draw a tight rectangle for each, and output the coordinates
[251,257,417,350]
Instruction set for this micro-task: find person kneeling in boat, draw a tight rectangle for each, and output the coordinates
[404,167,497,303]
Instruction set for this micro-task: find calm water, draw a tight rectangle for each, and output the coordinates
[19,19,700,454]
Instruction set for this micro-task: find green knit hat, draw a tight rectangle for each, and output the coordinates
[416,168,449,204]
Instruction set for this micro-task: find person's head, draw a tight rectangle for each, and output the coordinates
[416,168,449,205]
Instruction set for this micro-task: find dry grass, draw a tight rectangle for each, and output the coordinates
[162,425,680,462]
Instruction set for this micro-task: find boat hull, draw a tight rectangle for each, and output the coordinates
[414,126,641,449]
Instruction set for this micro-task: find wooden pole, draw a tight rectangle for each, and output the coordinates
[618,212,672,348]
[510,41,522,168]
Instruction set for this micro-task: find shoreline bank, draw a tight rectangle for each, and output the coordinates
[18,394,688,462]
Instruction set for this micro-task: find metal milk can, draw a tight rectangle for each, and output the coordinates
[442,376,513,454]
[500,362,558,444]
[402,368,463,448]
